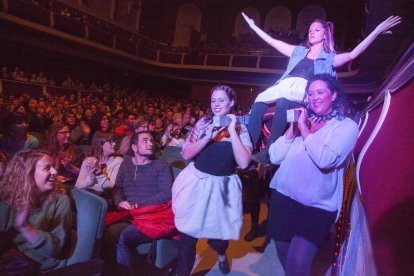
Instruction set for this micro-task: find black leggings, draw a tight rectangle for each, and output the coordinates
[274,236,319,276]
[243,169,272,228]
[248,98,302,150]
[176,232,229,276]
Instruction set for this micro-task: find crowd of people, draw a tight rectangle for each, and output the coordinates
[0,12,401,276]
[0,75,359,275]
[0,85,223,159]
[0,64,131,94]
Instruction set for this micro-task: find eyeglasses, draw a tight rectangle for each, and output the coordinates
[57,131,70,135]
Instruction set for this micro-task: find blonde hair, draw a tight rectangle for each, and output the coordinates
[305,19,336,53]
[0,149,56,211]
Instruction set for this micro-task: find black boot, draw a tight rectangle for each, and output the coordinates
[218,256,230,274]
[244,226,260,242]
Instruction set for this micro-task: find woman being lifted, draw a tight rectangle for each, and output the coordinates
[242,12,401,163]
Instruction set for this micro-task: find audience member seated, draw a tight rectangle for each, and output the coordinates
[152,116,165,145]
[0,113,40,157]
[0,150,8,182]
[42,123,83,184]
[13,104,26,115]
[0,149,72,273]
[180,114,195,137]
[62,75,76,88]
[75,133,122,194]
[161,123,185,148]
[74,104,85,122]
[15,70,29,82]
[104,131,173,270]
[65,113,91,145]
[1,66,10,79]
[163,110,174,126]
[91,114,112,141]
[114,113,136,138]
[26,97,46,136]
[36,71,48,84]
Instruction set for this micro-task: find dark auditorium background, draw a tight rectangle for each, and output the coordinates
[0,0,412,108]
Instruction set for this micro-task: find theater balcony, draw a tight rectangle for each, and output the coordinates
[0,0,412,105]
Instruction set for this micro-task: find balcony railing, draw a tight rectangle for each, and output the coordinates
[1,0,358,78]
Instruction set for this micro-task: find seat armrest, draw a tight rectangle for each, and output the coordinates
[67,189,108,265]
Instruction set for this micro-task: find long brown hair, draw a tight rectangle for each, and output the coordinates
[303,19,336,53]
[42,122,67,156]
[87,132,116,160]
[0,149,56,211]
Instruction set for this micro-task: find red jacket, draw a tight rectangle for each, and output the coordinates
[105,200,177,239]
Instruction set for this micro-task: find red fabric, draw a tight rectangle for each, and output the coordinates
[359,80,414,275]
[105,200,178,239]
[354,104,382,161]
[259,105,276,150]
[105,210,131,225]
[114,124,133,137]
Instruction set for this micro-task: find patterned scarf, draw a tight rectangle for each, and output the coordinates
[308,108,339,123]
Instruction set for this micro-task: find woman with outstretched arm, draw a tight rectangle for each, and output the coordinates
[241,12,401,163]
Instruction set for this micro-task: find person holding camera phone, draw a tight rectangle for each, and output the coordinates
[172,85,252,275]
[75,132,123,193]
[266,75,358,275]
[241,12,401,163]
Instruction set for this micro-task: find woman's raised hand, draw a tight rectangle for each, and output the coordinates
[205,125,224,141]
[375,16,401,35]
[226,114,237,135]
[85,156,98,169]
[242,12,255,28]
[14,200,29,230]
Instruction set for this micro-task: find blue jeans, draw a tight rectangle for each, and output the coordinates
[248,98,302,150]
[116,224,152,267]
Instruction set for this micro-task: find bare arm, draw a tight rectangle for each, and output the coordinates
[227,115,252,169]
[182,125,223,160]
[333,16,401,68]
[242,12,295,57]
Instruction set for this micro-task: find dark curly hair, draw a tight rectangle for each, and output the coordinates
[305,74,354,119]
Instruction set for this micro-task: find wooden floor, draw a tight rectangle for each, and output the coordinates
[191,203,335,276]
[103,202,335,276]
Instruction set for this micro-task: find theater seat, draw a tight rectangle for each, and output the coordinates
[161,145,187,169]
[67,188,108,264]
[43,188,108,274]
[136,239,179,270]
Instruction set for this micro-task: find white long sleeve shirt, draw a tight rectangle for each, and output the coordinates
[269,117,358,215]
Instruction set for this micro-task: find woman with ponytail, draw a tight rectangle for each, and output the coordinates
[242,13,401,163]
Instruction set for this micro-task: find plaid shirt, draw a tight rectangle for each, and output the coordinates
[182,117,252,153]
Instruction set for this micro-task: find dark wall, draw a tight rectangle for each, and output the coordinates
[138,0,364,50]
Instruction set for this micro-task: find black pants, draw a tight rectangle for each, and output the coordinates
[248,98,302,150]
[176,232,228,276]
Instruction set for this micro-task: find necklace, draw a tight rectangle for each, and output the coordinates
[308,109,339,123]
